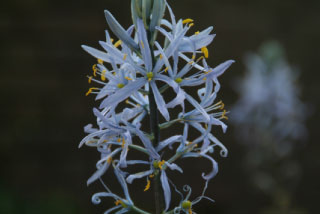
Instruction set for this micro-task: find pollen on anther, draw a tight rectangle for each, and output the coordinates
[144,179,151,192]
[101,70,106,81]
[201,47,209,58]
[182,18,194,24]
[188,23,194,27]
[125,76,133,81]
[97,59,104,64]
[114,40,122,48]
[88,76,92,84]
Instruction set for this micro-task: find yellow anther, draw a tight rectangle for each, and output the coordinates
[123,54,127,60]
[201,46,209,58]
[160,54,163,59]
[147,72,154,81]
[204,69,212,74]
[204,123,208,129]
[136,104,141,107]
[117,138,121,143]
[117,83,125,88]
[101,70,106,81]
[175,77,183,83]
[88,76,93,84]
[125,99,130,104]
[114,200,127,208]
[110,38,114,43]
[92,64,98,76]
[188,23,194,27]
[141,41,145,49]
[159,160,165,170]
[107,156,112,164]
[114,40,122,48]
[144,179,151,192]
[195,31,200,35]
[188,61,194,65]
[222,109,228,120]
[149,174,155,178]
[153,160,166,170]
[182,18,194,24]
[97,59,104,64]
[125,76,133,81]
[163,67,169,73]
[86,87,98,96]
[189,208,192,214]
[203,77,207,81]
[219,102,225,110]
[121,138,125,148]
[191,54,196,60]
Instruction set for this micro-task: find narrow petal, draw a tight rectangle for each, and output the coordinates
[204,60,235,80]
[114,166,133,203]
[185,94,210,122]
[134,127,160,159]
[156,135,182,152]
[92,192,121,205]
[161,170,171,211]
[150,0,166,33]
[126,169,153,184]
[104,205,122,214]
[150,81,170,121]
[137,18,152,72]
[99,78,146,109]
[104,10,139,51]
[87,161,110,186]
[81,45,111,62]
[165,162,183,173]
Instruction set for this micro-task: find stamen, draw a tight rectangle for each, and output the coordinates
[149,174,155,178]
[114,200,127,208]
[86,87,99,96]
[88,76,92,84]
[121,138,125,148]
[188,60,194,65]
[141,41,145,49]
[125,76,133,81]
[188,23,194,27]
[182,18,194,24]
[201,46,209,58]
[144,179,151,192]
[110,38,114,43]
[101,70,106,81]
[123,54,127,60]
[92,64,98,77]
[164,67,169,73]
[195,31,200,35]
[114,40,122,48]
[97,59,104,64]
[160,54,163,59]
[191,54,196,60]
[221,109,228,120]
[107,156,112,164]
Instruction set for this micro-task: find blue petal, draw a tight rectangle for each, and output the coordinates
[99,78,146,109]
[185,94,210,122]
[137,18,153,72]
[114,166,133,203]
[161,170,171,211]
[156,135,182,152]
[92,192,121,205]
[150,81,170,121]
[134,127,160,160]
[104,10,139,51]
[126,169,153,184]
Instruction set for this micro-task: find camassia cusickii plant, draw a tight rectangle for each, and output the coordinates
[80,1,234,213]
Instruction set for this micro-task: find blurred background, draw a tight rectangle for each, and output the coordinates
[1,0,319,213]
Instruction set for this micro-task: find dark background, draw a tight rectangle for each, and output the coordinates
[1,0,319,213]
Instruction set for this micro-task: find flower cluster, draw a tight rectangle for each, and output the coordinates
[80,1,233,213]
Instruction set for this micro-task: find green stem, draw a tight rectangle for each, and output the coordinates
[147,29,164,214]
[131,205,152,214]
